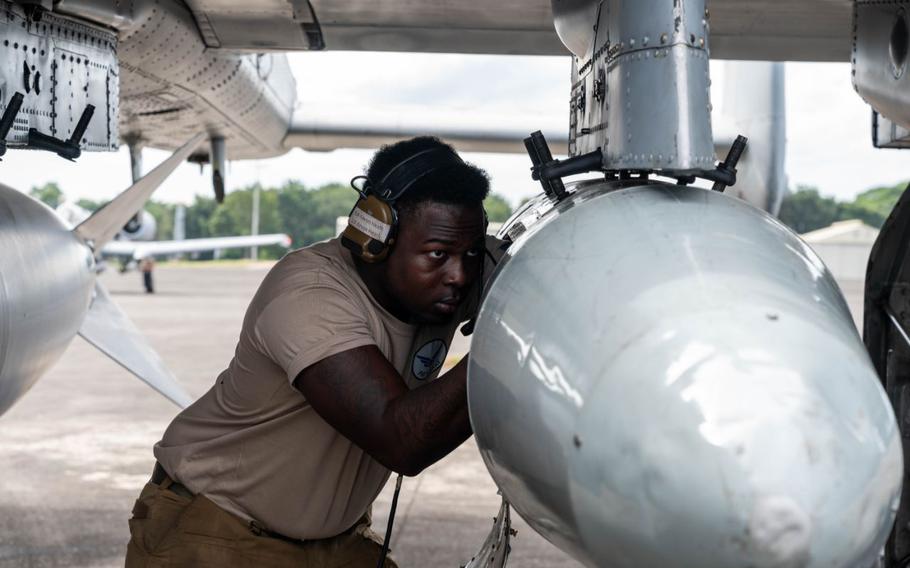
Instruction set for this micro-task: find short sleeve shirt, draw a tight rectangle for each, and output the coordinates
[153,238,472,540]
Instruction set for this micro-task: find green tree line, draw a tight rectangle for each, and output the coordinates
[32,178,909,245]
[30,181,514,260]
[779,182,908,233]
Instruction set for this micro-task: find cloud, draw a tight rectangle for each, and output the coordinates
[290,52,570,112]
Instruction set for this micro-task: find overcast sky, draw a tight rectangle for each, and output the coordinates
[1,52,908,207]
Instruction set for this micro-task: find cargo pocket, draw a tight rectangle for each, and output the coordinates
[178,495,251,540]
[128,482,193,556]
[173,496,257,567]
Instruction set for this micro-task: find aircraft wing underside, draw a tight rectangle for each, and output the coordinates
[185,0,853,62]
[119,0,852,164]
[0,0,854,191]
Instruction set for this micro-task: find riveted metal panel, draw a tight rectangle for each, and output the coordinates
[0,1,117,151]
[565,0,714,174]
[108,0,295,159]
[51,44,117,149]
[0,6,56,145]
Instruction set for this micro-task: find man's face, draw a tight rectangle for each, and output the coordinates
[384,201,486,324]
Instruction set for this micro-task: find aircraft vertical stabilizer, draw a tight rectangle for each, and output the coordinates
[78,282,192,408]
[73,133,205,251]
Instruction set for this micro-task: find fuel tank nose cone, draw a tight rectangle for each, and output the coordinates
[469,182,901,568]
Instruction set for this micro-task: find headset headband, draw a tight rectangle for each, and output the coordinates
[372,147,465,202]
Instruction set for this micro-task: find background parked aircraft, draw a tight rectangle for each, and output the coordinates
[55,201,291,270]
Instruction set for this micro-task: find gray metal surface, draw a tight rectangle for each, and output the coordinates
[310,0,564,56]
[853,1,910,131]
[0,1,118,151]
[54,0,298,160]
[873,111,910,148]
[303,0,852,61]
[464,498,512,568]
[128,143,143,182]
[182,0,323,50]
[713,61,787,215]
[565,0,716,174]
[209,135,226,200]
[0,183,94,416]
[285,104,570,155]
[78,283,192,407]
[469,180,901,567]
[709,0,852,62]
[552,0,601,58]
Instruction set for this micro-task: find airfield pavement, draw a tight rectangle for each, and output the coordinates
[0,262,586,568]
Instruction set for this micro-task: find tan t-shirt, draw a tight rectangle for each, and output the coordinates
[154,238,473,540]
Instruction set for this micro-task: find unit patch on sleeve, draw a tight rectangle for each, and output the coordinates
[412,339,448,380]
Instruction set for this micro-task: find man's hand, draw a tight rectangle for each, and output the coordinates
[294,346,471,476]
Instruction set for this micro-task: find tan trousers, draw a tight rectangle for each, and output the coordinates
[125,480,399,567]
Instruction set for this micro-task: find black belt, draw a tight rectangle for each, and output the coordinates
[151,462,195,499]
[251,517,360,545]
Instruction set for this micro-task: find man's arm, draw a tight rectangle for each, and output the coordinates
[293,346,471,476]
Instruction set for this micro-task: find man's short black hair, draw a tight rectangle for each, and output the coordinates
[365,136,490,217]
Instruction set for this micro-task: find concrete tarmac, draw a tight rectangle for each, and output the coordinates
[0,263,583,568]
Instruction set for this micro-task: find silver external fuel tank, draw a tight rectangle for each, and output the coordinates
[0,184,94,414]
[468,179,901,567]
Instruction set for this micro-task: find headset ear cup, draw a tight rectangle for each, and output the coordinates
[341,195,397,263]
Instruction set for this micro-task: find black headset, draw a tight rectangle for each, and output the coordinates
[341,147,470,263]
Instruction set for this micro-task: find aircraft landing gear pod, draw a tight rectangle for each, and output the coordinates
[464,1,903,566]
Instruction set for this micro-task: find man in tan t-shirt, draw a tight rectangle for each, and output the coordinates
[125,136,500,567]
